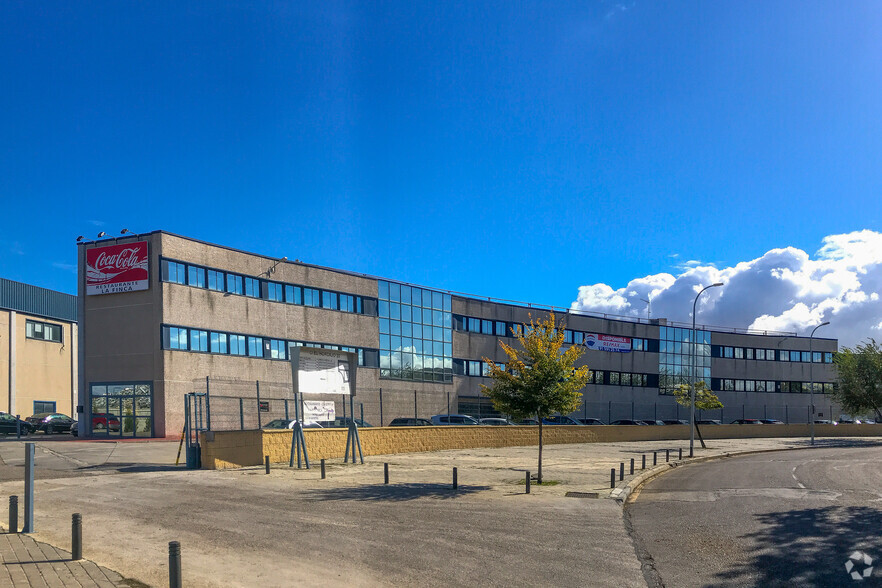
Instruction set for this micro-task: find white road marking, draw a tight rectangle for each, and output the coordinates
[791,465,806,489]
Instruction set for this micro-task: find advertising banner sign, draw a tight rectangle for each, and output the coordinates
[86,241,149,295]
[302,401,335,423]
[584,333,632,353]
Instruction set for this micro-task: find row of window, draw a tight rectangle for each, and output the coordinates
[454,315,654,352]
[25,319,63,343]
[454,360,653,388]
[161,325,373,367]
[711,378,836,394]
[713,346,834,364]
[161,258,368,315]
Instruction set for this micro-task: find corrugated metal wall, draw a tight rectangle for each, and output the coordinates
[0,278,77,322]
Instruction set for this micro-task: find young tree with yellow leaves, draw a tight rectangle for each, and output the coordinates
[674,380,723,449]
[482,313,589,483]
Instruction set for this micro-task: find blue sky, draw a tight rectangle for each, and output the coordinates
[2,2,881,343]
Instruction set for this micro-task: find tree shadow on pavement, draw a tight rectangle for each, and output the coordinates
[707,505,882,587]
[303,483,491,502]
[76,463,185,473]
[788,438,882,449]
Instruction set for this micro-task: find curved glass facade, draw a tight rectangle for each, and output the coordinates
[659,326,710,395]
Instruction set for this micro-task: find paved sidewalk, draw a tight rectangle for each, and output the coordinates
[0,530,130,588]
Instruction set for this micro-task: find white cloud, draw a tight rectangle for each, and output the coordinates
[570,230,882,347]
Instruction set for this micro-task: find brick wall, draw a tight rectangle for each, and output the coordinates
[199,423,882,469]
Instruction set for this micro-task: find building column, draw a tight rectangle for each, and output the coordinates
[8,311,15,415]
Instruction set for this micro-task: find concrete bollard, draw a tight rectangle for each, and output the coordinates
[9,496,17,534]
[610,468,616,489]
[169,541,182,588]
[384,463,389,484]
[653,451,657,466]
[453,467,458,490]
[72,513,82,561]
[630,458,634,475]
[320,459,326,480]
[678,448,683,460]
[619,462,624,481]
[525,471,531,494]
[265,455,270,474]
[642,455,646,470]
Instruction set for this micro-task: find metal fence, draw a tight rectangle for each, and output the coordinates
[578,401,839,424]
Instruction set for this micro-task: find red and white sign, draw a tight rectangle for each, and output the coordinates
[584,333,632,353]
[86,242,150,295]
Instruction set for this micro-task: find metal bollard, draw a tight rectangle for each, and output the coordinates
[169,541,182,588]
[320,459,326,480]
[653,451,657,466]
[619,462,624,481]
[265,455,270,474]
[666,449,670,462]
[72,513,82,561]
[642,455,646,470]
[525,471,531,494]
[610,468,616,489]
[679,448,683,460]
[9,496,17,533]
[453,467,458,490]
[384,462,389,484]
[630,458,634,475]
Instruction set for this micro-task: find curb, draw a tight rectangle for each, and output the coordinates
[609,445,820,504]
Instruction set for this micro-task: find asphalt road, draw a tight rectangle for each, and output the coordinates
[627,439,882,587]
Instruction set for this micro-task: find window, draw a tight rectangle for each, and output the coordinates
[495,321,507,337]
[724,347,734,358]
[247,337,264,357]
[269,339,286,359]
[620,373,631,386]
[188,266,206,288]
[801,351,811,363]
[285,285,300,304]
[210,332,228,354]
[33,401,56,414]
[226,274,243,295]
[609,371,620,385]
[767,381,776,392]
[245,277,261,298]
[468,361,481,377]
[756,380,766,392]
[25,320,62,343]
[163,260,186,284]
[169,327,188,350]
[745,380,755,392]
[723,379,735,391]
[593,370,605,385]
[756,349,765,360]
[780,351,789,362]
[190,329,208,352]
[340,294,355,313]
[303,288,320,307]
[767,349,775,361]
[735,379,745,391]
[482,320,493,335]
[812,351,822,363]
[208,270,225,291]
[229,335,246,355]
[267,282,283,302]
[573,331,584,345]
[734,347,744,359]
[632,338,644,351]
[824,352,833,363]
[791,351,801,362]
[468,318,480,333]
[322,291,338,310]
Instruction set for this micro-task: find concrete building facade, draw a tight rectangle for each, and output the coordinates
[78,231,840,438]
[0,278,78,419]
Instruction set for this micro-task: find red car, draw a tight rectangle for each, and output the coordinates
[91,413,121,432]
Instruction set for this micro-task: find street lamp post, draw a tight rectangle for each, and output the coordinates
[809,321,830,446]
[691,283,723,457]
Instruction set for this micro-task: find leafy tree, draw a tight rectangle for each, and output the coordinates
[674,380,723,448]
[481,313,589,483]
[832,340,882,421]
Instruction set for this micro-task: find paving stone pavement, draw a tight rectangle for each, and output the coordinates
[0,531,130,588]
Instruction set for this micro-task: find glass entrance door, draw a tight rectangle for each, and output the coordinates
[89,382,153,438]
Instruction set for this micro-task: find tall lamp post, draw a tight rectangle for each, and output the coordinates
[690,282,724,457]
[809,321,830,446]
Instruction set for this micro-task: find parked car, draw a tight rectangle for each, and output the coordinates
[695,419,721,425]
[0,414,32,436]
[70,421,78,437]
[388,417,433,426]
[814,419,837,425]
[315,417,372,428]
[578,418,606,425]
[26,413,75,434]
[610,419,648,426]
[542,415,582,425]
[430,414,479,425]
[662,419,689,425]
[479,418,515,426]
[641,420,666,425]
[91,412,121,432]
[518,418,539,425]
[760,419,785,424]
[263,419,323,429]
[730,419,763,425]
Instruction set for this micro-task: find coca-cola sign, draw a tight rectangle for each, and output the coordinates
[86,241,150,295]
